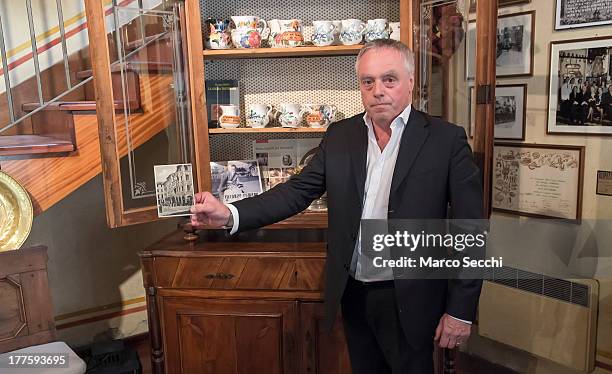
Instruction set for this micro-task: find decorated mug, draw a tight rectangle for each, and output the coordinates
[364,19,390,42]
[302,104,337,127]
[312,20,336,47]
[278,19,304,47]
[340,19,366,45]
[219,105,241,128]
[205,19,231,49]
[276,103,305,128]
[231,16,267,33]
[231,28,263,48]
[246,104,273,128]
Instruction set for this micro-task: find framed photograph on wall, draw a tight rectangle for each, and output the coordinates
[555,0,612,30]
[547,37,612,135]
[492,143,584,221]
[494,84,527,140]
[469,84,527,140]
[470,0,531,12]
[466,11,535,79]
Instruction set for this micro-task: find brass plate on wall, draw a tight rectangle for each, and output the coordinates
[0,172,33,252]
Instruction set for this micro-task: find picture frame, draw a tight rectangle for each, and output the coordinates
[596,170,612,196]
[494,84,527,140]
[492,143,584,221]
[547,36,612,136]
[469,0,531,13]
[469,84,527,140]
[555,0,612,30]
[466,11,535,79]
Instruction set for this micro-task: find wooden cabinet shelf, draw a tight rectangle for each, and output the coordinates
[208,127,328,134]
[203,44,363,60]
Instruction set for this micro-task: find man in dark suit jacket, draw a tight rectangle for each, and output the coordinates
[191,39,484,374]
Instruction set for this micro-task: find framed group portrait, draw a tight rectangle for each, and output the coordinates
[466,11,535,79]
[547,36,612,135]
[555,0,612,30]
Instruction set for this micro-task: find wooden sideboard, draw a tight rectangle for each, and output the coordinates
[139,229,351,374]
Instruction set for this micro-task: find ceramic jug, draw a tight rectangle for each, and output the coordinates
[278,19,304,47]
[276,103,305,128]
[205,19,231,49]
[246,104,273,128]
[312,21,336,47]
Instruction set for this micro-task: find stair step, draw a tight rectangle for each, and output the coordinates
[22,100,141,113]
[0,135,75,156]
[75,61,172,79]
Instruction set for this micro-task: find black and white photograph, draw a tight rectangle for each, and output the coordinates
[469,0,530,12]
[495,84,527,140]
[548,37,612,135]
[154,163,194,217]
[555,0,612,30]
[210,160,263,204]
[466,11,534,79]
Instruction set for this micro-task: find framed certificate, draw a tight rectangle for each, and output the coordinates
[492,143,584,221]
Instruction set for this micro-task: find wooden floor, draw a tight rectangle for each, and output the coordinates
[125,333,518,374]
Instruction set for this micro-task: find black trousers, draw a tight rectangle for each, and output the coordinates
[341,276,434,374]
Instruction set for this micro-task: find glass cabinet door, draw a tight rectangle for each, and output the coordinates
[411,0,497,216]
[85,0,208,227]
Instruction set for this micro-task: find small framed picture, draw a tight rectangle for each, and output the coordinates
[555,0,612,30]
[547,36,612,135]
[469,0,530,13]
[469,84,527,140]
[466,11,535,79]
[597,170,612,196]
[154,163,195,217]
[494,84,527,140]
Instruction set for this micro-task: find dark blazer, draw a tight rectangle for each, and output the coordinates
[233,109,484,348]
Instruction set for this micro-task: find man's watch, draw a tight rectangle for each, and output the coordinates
[222,211,234,229]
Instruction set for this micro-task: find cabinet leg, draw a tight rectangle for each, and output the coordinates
[146,287,165,374]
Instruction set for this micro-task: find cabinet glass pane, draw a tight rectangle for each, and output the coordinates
[108,3,193,211]
[414,0,471,131]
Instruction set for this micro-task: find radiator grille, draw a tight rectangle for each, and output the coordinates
[486,266,590,307]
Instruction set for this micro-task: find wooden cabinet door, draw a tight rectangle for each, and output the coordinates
[161,298,298,374]
[300,302,352,374]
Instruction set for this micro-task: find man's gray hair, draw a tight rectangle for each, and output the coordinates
[355,39,415,76]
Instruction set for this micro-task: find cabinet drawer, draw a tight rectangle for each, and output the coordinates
[153,256,325,291]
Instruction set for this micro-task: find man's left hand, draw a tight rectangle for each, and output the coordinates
[434,313,471,349]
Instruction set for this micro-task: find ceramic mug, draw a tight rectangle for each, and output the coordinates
[205,19,231,49]
[231,16,267,33]
[231,28,263,48]
[301,104,337,127]
[364,18,390,42]
[312,20,336,47]
[268,19,282,47]
[340,19,366,45]
[246,104,273,128]
[219,104,241,128]
[276,103,305,128]
[389,22,401,41]
[332,20,342,45]
[278,19,304,47]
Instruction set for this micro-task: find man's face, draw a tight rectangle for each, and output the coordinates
[357,48,414,127]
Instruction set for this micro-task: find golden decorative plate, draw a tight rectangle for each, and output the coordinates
[0,171,33,252]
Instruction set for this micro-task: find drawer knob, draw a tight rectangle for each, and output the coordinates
[205,272,235,280]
